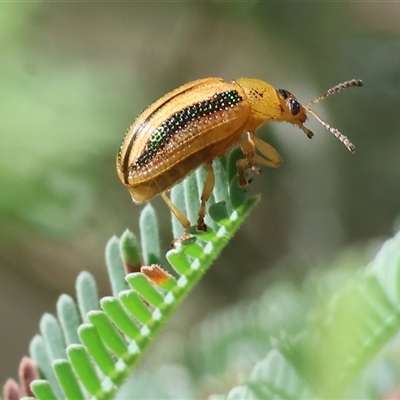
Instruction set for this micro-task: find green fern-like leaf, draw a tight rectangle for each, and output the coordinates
[11,151,259,400]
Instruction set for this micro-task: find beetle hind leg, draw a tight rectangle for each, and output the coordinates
[161,192,191,231]
[161,163,215,234]
[197,163,215,232]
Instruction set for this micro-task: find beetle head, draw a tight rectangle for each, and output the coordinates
[277,79,363,153]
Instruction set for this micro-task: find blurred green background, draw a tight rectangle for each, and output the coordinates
[1,0,400,392]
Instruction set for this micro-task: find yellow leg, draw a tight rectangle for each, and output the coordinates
[238,136,255,159]
[252,135,282,167]
[252,154,281,168]
[197,163,215,231]
[161,192,191,230]
[236,157,249,188]
[237,136,257,187]
[237,134,282,188]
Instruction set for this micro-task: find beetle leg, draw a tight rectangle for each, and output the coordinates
[161,192,191,230]
[238,135,255,159]
[237,136,257,187]
[197,163,215,231]
[236,158,249,188]
[252,154,281,168]
[252,135,282,167]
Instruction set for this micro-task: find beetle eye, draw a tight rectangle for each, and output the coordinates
[290,99,301,116]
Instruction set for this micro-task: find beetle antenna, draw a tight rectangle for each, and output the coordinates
[303,79,362,152]
[306,79,363,107]
[305,108,355,153]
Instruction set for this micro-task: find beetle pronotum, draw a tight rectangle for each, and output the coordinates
[116,77,362,233]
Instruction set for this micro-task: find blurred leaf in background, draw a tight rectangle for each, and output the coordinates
[1,0,400,392]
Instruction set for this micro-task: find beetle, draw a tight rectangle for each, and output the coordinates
[116,77,362,233]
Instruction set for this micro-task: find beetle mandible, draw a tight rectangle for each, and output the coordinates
[116,77,363,233]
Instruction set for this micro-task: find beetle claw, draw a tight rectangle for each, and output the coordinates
[196,219,208,232]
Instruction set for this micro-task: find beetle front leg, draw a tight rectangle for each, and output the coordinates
[197,163,215,232]
[252,134,282,167]
[237,135,257,187]
[236,158,250,188]
[237,133,283,188]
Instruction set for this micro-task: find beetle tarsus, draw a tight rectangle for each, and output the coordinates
[196,218,208,232]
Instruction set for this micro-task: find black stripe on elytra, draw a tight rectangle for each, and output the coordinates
[120,86,202,184]
[131,90,243,171]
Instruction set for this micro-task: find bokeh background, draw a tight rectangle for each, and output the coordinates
[1,1,400,395]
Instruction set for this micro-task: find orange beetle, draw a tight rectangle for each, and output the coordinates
[117,77,362,232]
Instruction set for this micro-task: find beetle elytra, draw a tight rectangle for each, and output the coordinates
[116,77,362,233]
